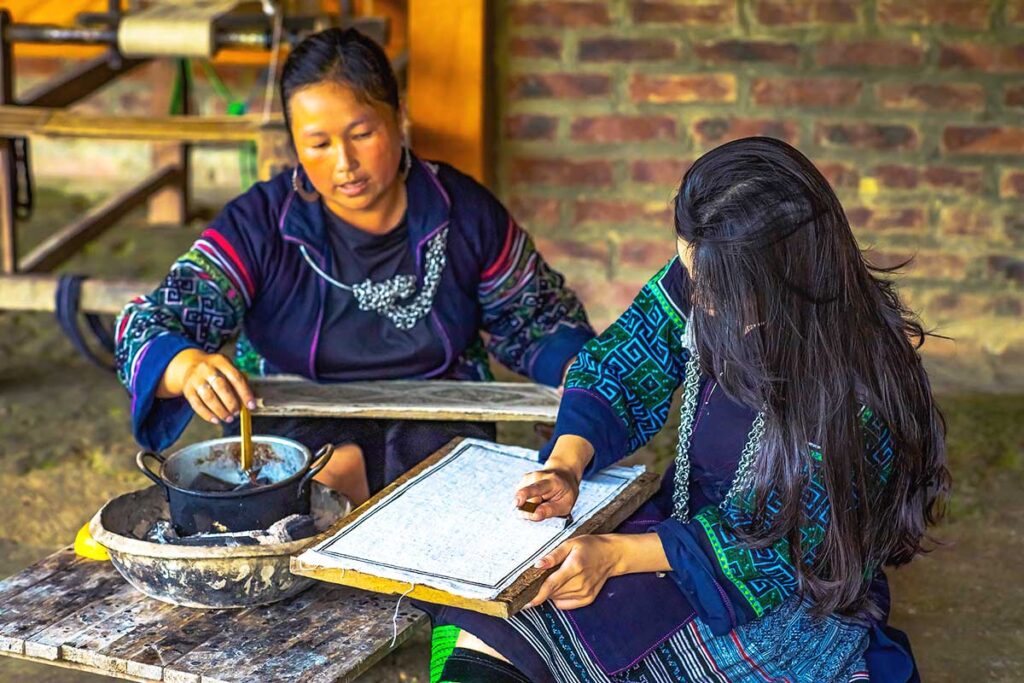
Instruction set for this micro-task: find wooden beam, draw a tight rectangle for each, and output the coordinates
[408,0,490,185]
[19,53,148,108]
[148,60,191,225]
[0,105,284,142]
[20,164,180,273]
[0,10,16,275]
[0,274,151,314]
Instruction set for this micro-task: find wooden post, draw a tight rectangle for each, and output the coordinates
[0,9,17,274]
[408,0,490,186]
[147,60,191,225]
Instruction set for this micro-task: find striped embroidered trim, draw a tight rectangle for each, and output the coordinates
[695,511,765,618]
[650,258,686,330]
[196,228,255,302]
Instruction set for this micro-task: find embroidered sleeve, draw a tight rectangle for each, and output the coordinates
[478,215,594,387]
[114,228,257,450]
[668,407,896,625]
[540,259,689,471]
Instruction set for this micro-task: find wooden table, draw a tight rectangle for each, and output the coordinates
[0,549,426,682]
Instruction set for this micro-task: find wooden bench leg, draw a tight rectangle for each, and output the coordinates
[0,10,17,274]
[148,60,192,225]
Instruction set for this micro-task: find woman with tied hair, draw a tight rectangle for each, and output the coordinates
[425,137,948,683]
[115,28,593,503]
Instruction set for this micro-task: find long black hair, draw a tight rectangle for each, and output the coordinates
[280,27,399,132]
[674,136,949,617]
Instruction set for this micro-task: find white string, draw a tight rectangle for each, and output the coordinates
[262,7,284,124]
[390,583,416,648]
[300,245,355,291]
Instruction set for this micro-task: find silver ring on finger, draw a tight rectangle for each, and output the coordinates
[196,382,212,396]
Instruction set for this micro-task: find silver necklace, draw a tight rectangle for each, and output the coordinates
[299,227,449,331]
[671,321,767,522]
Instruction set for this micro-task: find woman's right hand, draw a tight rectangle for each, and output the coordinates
[158,348,256,425]
[515,466,580,521]
[514,435,595,521]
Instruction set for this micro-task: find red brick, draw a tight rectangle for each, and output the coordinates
[1000,169,1024,198]
[816,122,919,151]
[693,118,800,147]
[984,256,1024,285]
[865,249,914,270]
[1011,0,1024,25]
[571,115,677,143]
[619,239,676,269]
[510,37,563,59]
[910,254,968,280]
[579,38,677,62]
[694,40,800,67]
[631,158,692,184]
[509,158,613,187]
[750,77,862,108]
[815,41,925,68]
[846,206,926,231]
[574,200,672,224]
[938,207,995,237]
[505,115,559,141]
[877,0,991,29]
[574,279,649,322]
[922,166,984,195]
[876,82,985,111]
[630,74,737,103]
[630,1,736,25]
[939,43,1024,73]
[1005,84,1024,109]
[754,0,859,25]
[872,165,919,190]
[509,196,561,226]
[943,126,1024,154]
[510,2,610,27]
[984,295,1023,318]
[817,161,860,189]
[1006,213,1024,244]
[508,73,611,99]
[533,237,609,264]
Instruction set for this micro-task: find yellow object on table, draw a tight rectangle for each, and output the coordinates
[240,404,254,472]
[74,522,110,561]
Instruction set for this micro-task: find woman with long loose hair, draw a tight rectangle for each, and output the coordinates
[424,137,948,682]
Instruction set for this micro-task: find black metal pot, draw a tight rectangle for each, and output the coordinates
[136,436,334,536]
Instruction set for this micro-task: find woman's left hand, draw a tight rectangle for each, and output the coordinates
[525,535,623,610]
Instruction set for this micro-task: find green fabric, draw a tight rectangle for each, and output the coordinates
[430,625,461,683]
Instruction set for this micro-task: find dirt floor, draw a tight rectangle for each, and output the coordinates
[1,187,1022,681]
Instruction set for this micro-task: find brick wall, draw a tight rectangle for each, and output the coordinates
[495,0,1024,389]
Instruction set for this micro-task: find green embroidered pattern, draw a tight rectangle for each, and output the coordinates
[565,262,688,453]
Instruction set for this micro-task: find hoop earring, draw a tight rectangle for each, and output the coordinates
[291,166,319,202]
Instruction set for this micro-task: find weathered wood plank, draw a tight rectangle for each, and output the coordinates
[0,274,153,314]
[102,606,232,680]
[161,588,327,681]
[252,377,561,423]
[22,581,143,660]
[0,105,283,142]
[61,598,217,681]
[20,165,181,273]
[200,587,423,682]
[0,548,80,602]
[0,557,125,655]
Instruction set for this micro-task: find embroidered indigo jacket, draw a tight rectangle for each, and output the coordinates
[116,156,594,451]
